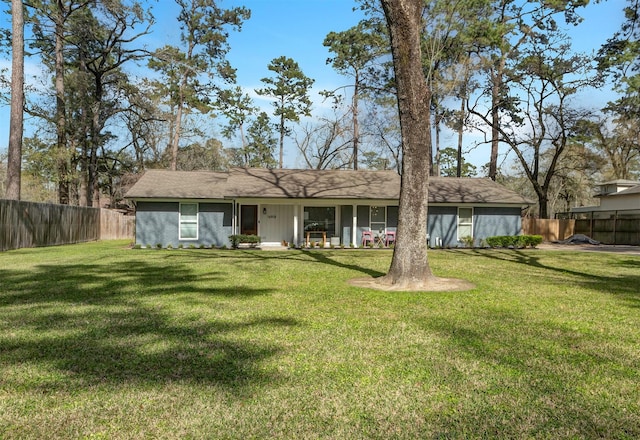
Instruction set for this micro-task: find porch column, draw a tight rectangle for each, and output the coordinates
[293,204,299,246]
[232,201,238,235]
[352,204,358,247]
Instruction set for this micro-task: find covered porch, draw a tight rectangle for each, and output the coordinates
[231,199,399,248]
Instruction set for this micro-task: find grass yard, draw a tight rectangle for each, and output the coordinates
[0,241,638,439]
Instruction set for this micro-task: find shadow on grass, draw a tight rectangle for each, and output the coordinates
[0,259,294,394]
[418,307,639,437]
[446,248,640,309]
[164,248,388,278]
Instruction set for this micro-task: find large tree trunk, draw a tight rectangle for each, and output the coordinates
[352,74,359,170]
[170,93,184,171]
[489,68,500,181]
[5,0,24,200]
[457,97,464,177]
[55,0,70,204]
[378,0,435,289]
[279,110,285,168]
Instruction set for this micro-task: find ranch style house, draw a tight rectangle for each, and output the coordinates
[125,167,532,249]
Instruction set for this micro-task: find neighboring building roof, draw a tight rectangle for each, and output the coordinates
[125,168,532,205]
[609,184,640,197]
[596,179,640,197]
[599,179,639,186]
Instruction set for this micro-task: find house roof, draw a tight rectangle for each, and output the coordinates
[609,184,640,197]
[125,168,532,205]
[599,179,639,186]
[124,170,229,199]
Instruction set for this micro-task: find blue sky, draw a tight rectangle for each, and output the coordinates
[0,0,630,169]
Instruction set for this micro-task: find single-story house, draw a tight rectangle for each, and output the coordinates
[125,167,532,248]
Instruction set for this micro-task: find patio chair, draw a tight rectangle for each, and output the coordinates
[385,230,396,247]
[361,230,374,247]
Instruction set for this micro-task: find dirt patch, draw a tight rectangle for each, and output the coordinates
[348,276,475,292]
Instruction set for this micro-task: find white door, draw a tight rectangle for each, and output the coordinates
[260,205,294,245]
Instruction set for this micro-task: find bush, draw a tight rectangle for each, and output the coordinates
[486,235,543,249]
[228,234,261,249]
[460,235,475,248]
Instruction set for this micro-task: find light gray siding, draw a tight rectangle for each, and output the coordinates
[427,206,457,247]
[135,200,523,249]
[426,206,523,247]
[473,207,522,243]
[135,201,232,247]
[136,202,179,247]
[356,205,370,245]
[340,205,353,245]
[199,203,233,246]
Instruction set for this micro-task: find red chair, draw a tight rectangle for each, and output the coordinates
[361,230,374,247]
[385,230,396,247]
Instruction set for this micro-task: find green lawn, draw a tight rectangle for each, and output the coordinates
[1,241,638,439]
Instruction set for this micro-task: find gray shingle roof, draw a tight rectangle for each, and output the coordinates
[125,168,531,205]
[124,170,228,199]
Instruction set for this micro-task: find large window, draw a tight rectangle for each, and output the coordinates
[457,207,473,240]
[304,207,335,233]
[179,203,198,240]
[370,206,386,234]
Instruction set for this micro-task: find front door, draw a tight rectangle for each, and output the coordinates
[240,205,258,235]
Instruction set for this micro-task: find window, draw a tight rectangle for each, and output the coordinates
[370,206,386,234]
[179,203,198,240]
[304,207,335,233]
[457,207,473,240]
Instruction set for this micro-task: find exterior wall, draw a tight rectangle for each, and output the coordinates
[427,206,457,247]
[136,202,178,247]
[260,204,294,245]
[340,205,353,246]
[356,205,370,245]
[135,201,232,247]
[387,206,399,231]
[199,203,233,246]
[135,200,524,248]
[473,207,522,244]
[600,194,640,211]
[426,206,522,247]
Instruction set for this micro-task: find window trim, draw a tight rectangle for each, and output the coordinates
[303,206,337,235]
[457,207,473,241]
[179,202,199,240]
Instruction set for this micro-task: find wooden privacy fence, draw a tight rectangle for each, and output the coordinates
[522,218,575,242]
[573,210,640,245]
[0,199,134,252]
[100,208,135,240]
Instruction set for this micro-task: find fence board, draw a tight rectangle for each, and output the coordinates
[100,209,135,240]
[1,200,134,251]
[522,218,575,242]
[571,210,640,245]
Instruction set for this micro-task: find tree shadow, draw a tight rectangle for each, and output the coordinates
[456,248,640,308]
[0,260,296,394]
[417,307,639,436]
[167,248,387,278]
